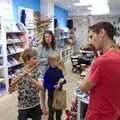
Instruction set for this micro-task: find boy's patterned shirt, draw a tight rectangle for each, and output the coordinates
[18,67,43,110]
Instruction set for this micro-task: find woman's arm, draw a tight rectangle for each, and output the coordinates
[40,90,48,114]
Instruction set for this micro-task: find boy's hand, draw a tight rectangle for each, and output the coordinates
[54,84,60,89]
[58,78,64,84]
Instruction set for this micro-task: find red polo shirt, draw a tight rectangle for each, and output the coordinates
[85,50,120,120]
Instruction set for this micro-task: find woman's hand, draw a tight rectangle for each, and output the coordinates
[41,106,48,115]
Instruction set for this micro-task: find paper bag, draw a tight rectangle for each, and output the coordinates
[52,90,66,110]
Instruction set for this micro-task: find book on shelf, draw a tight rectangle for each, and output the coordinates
[0,44,2,56]
[5,24,19,32]
[4,23,26,32]
[7,33,22,42]
[16,23,26,32]
[8,46,16,54]
[8,67,22,79]
[7,44,24,55]
[0,58,3,65]
[7,55,23,67]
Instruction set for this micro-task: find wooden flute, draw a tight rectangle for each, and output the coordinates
[8,64,37,93]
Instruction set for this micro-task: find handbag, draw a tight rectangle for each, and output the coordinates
[52,89,66,110]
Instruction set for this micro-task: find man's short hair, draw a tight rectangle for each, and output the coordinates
[89,21,116,39]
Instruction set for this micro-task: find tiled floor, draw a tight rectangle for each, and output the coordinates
[0,60,80,120]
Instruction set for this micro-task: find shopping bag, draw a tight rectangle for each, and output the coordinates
[52,90,66,110]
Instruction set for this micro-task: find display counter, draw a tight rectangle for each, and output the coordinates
[73,87,89,120]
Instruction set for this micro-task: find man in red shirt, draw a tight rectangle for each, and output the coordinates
[79,21,120,120]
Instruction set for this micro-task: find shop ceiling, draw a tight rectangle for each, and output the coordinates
[55,0,120,16]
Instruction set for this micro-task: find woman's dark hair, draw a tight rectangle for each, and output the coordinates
[42,30,56,49]
[89,21,116,40]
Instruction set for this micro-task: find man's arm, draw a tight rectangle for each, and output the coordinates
[79,77,95,92]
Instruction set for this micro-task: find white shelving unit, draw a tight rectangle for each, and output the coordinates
[0,18,8,94]
[0,21,28,95]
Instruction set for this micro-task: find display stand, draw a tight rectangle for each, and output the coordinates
[73,69,89,120]
[73,87,89,120]
[0,22,28,95]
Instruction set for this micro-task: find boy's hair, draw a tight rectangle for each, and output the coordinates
[48,53,65,72]
[89,21,116,40]
[48,53,60,63]
[22,48,37,63]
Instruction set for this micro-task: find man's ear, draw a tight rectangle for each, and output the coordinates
[99,28,106,38]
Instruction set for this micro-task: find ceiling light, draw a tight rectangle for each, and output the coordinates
[74,3,81,6]
[74,0,92,6]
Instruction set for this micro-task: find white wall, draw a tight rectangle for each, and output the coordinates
[91,15,118,24]
[40,0,54,31]
[91,15,120,44]
[72,17,89,54]
[72,15,120,54]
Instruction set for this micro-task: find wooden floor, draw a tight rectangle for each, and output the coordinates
[0,60,80,120]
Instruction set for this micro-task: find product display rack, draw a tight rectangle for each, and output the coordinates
[55,27,73,62]
[55,27,69,48]
[74,70,89,120]
[0,22,28,95]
